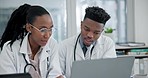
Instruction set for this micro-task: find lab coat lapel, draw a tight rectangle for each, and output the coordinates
[75,42,85,60]
[19,33,30,63]
[91,36,104,58]
[40,46,50,62]
[39,46,49,77]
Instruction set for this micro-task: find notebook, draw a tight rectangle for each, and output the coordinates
[70,56,135,78]
[0,73,32,78]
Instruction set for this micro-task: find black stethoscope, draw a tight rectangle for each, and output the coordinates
[22,53,50,78]
[22,54,36,73]
[74,34,95,61]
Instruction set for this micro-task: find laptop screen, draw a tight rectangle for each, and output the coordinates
[71,56,135,78]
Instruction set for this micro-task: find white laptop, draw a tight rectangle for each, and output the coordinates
[70,56,135,78]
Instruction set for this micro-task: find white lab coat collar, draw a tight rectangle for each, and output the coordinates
[19,33,30,63]
[76,41,85,60]
[19,33,50,63]
[75,34,105,60]
[19,34,29,54]
[40,44,50,62]
[91,35,104,56]
[96,35,104,45]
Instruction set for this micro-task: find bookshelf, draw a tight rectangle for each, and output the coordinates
[116,44,148,75]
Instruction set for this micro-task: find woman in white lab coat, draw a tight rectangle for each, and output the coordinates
[58,6,117,78]
[0,4,63,78]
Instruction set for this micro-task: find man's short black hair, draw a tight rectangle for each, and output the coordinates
[84,6,110,25]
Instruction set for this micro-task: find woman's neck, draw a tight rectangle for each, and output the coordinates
[28,35,40,59]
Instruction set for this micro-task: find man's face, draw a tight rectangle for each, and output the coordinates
[81,18,104,46]
[27,14,53,47]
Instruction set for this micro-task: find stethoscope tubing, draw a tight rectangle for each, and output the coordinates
[22,54,37,73]
[22,53,50,78]
[73,34,95,61]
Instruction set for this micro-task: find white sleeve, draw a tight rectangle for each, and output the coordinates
[58,42,67,76]
[0,41,17,74]
[47,38,63,78]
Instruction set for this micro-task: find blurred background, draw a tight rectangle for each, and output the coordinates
[1,0,147,44]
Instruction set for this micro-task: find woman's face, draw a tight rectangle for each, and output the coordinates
[81,18,104,46]
[27,14,53,47]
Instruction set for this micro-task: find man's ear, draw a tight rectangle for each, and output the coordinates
[25,23,32,33]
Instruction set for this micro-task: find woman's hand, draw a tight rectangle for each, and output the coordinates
[56,75,64,78]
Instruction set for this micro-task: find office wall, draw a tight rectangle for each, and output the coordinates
[127,0,148,45]
[0,0,62,8]
[135,0,148,45]
[0,0,68,41]
[1,0,148,44]
[127,0,135,42]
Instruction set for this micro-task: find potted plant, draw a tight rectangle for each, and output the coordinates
[103,27,115,41]
[104,27,115,33]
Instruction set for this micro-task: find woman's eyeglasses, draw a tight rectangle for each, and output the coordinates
[30,24,54,35]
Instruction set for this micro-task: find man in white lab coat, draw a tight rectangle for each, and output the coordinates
[0,4,63,78]
[58,6,117,78]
